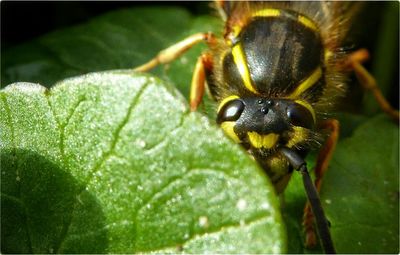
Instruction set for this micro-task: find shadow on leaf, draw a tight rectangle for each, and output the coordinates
[1,149,108,253]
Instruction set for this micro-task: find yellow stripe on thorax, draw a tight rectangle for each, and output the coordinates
[232,43,259,94]
[288,67,322,99]
[252,8,318,32]
[297,15,318,31]
[252,8,281,18]
[229,9,280,45]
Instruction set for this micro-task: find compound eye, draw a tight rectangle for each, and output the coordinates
[286,103,314,129]
[217,99,245,124]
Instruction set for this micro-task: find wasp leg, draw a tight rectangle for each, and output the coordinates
[190,53,213,111]
[303,119,339,248]
[214,0,230,21]
[346,49,399,122]
[134,32,216,72]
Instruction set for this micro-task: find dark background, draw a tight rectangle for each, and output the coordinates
[1,1,211,49]
[1,1,398,109]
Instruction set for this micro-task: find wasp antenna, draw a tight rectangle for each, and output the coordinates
[279,147,336,254]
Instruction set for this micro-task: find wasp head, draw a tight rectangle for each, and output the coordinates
[217,97,317,155]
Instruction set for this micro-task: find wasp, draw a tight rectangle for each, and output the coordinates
[135,1,399,253]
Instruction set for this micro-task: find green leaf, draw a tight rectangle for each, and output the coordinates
[364,3,399,114]
[283,115,399,254]
[0,71,286,253]
[1,6,220,93]
[321,115,399,253]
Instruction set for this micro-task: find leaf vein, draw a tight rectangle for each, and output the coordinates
[60,96,88,164]
[99,21,147,59]
[133,167,243,252]
[88,81,150,177]
[76,35,117,59]
[0,94,34,253]
[1,192,25,208]
[143,113,186,154]
[136,166,242,216]
[183,213,272,248]
[45,92,87,166]
[44,92,65,162]
[34,40,83,72]
[137,213,272,253]
[0,94,16,150]
[55,80,150,252]
[124,17,170,44]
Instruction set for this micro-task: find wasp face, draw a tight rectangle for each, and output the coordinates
[217,96,315,152]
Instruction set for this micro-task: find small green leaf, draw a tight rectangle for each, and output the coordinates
[322,115,399,253]
[0,71,286,253]
[364,3,399,114]
[1,7,220,92]
[282,114,399,254]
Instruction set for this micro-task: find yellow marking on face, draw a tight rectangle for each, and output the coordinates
[232,43,259,94]
[295,99,316,124]
[220,121,241,143]
[217,95,240,113]
[298,15,318,31]
[286,126,307,148]
[247,132,279,149]
[252,8,281,18]
[288,67,322,99]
